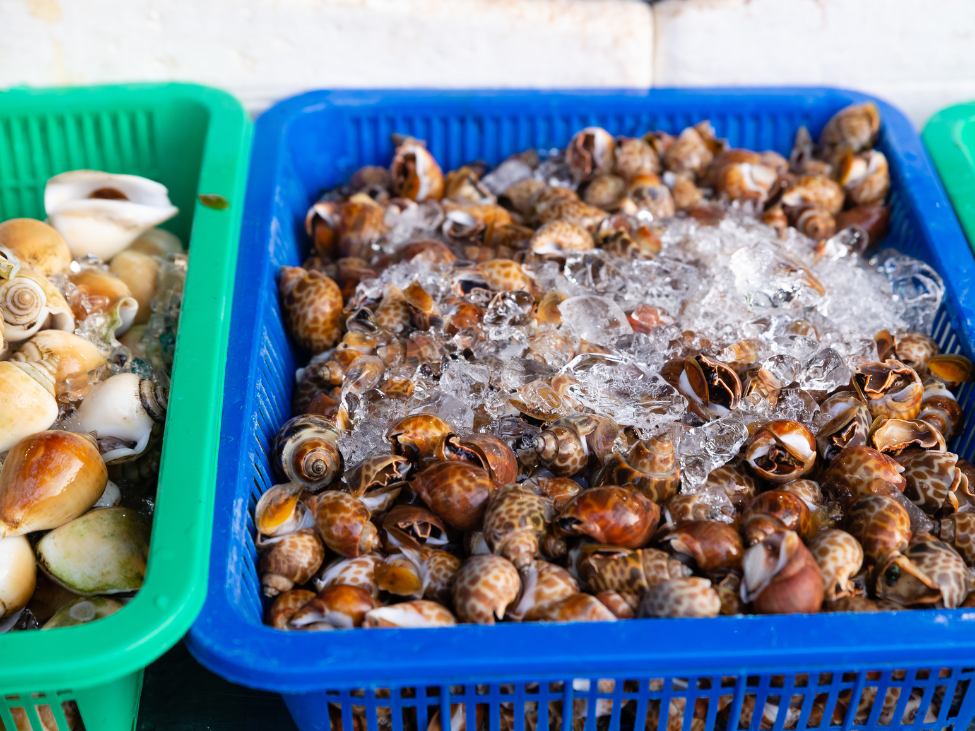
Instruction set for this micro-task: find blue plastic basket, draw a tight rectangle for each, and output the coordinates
[187,89,975,731]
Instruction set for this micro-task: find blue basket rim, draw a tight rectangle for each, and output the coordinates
[189,87,975,694]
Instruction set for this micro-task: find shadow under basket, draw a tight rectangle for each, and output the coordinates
[187,88,975,731]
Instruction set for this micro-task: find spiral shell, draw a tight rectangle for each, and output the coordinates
[823,446,906,499]
[280,266,343,354]
[819,102,880,167]
[74,372,168,463]
[529,220,594,256]
[742,490,814,545]
[272,414,343,492]
[533,414,620,477]
[566,127,616,182]
[745,420,816,484]
[531,593,617,623]
[259,529,326,597]
[873,540,969,609]
[289,585,381,630]
[67,268,139,336]
[483,484,555,569]
[558,486,658,549]
[309,490,379,558]
[591,433,680,502]
[741,531,823,614]
[614,137,660,180]
[0,267,73,343]
[12,329,107,396]
[816,392,872,461]
[388,413,453,463]
[845,494,912,563]
[627,174,676,219]
[266,589,316,630]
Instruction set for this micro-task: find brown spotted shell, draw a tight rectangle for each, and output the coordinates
[478,259,534,293]
[506,559,579,622]
[387,414,453,463]
[823,446,906,499]
[872,540,969,608]
[482,484,555,569]
[566,127,616,182]
[937,513,975,566]
[918,382,964,442]
[816,392,871,462]
[344,454,412,503]
[530,592,617,623]
[614,136,660,180]
[845,494,912,563]
[435,433,518,486]
[363,599,457,628]
[452,554,521,624]
[308,491,378,558]
[289,585,381,630]
[638,577,721,618]
[591,433,680,503]
[819,102,880,166]
[258,529,325,597]
[533,414,620,477]
[662,124,715,178]
[280,266,343,354]
[266,589,316,630]
[807,529,864,602]
[390,138,444,201]
[703,461,757,512]
[410,461,496,532]
[853,360,923,421]
[529,220,594,256]
[557,486,659,549]
[661,520,744,575]
[900,451,966,516]
[314,554,382,597]
[578,544,691,596]
[742,490,814,545]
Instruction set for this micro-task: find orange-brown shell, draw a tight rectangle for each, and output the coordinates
[901,451,965,516]
[289,584,381,630]
[280,266,343,354]
[479,259,534,293]
[482,484,554,569]
[452,553,521,624]
[533,414,620,477]
[266,589,316,630]
[845,494,912,563]
[507,559,580,622]
[742,490,814,545]
[578,544,690,595]
[744,420,817,485]
[744,531,824,615]
[529,220,594,255]
[382,504,449,548]
[410,461,496,532]
[258,529,325,597]
[662,520,744,576]
[435,433,518,486]
[308,491,378,558]
[387,413,453,463]
[390,139,444,201]
[938,513,975,566]
[823,445,906,499]
[639,577,722,618]
[531,592,618,623]
[591,434,680,503]
[557,486,659,549]
[853,360,924,421]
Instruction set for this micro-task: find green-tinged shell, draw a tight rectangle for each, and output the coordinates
[42,595,124,629]
[36,507,150,595]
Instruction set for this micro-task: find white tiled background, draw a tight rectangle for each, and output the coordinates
[2,0,974,127]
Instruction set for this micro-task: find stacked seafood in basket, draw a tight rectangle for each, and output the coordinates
[0,171,185,639]
[258,101,975,631]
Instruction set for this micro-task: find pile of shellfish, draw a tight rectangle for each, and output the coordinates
[260,101,975,636]
[0,169,185,656]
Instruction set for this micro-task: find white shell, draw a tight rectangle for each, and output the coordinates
[45,171,179,260]
[127,227,183,258]
[93,480,122,508]
[74,372,166,463]
[0,535,35,619]
[0,267,73,343]
[0,359,59,452]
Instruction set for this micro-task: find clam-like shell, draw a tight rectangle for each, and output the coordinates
[0,430,106,537]
[0,266,74,343]
[108,249,160,326]
[42,595,124,629]
[0,535,36,619]
[36,507,150,595]
[0,358,59,452]
[67,268,139,336]
[12,329,107,396]
[45,170,179,260]
[74,373,167,463]
[0,218,72,275]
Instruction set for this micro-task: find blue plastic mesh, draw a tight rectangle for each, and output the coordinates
[189,89,975,731]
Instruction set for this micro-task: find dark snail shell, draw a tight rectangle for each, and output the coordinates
[661,520,744,576]
[591,434,680,503]
[742,490,814,545]
[918,381,964,442]
[272,414,344,492]
[557,486,659,549]
[816,392,871,462]
[410,461,496,532]
[742,531,823,614]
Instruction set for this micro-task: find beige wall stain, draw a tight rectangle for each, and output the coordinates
[24,0,62,24]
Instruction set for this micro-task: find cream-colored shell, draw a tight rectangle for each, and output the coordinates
[68,268,139,336]
[109,249,159,325]
[0,359,59,452]
[36,507,149,596]
[12,329,107,394]
[74,372,162,463]
[0,267,74,343]
[45,171,179,260]
[0,218,72,275]
[0,535,35,619]
[128,227,183,258]
[42,595,124,629]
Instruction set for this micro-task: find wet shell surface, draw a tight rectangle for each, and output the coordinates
[0,359,60,453]
[11,329,107,396]
[0,218,72,275]
[0,535,35,619]
[452,554,521,624]
[74,372,167,463]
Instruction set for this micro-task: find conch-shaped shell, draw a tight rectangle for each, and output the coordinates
[0,431,106,537]
[289,585,381,630]
[0,218,71,275]
[557,486,659,549]
[532,414,619,477]
[108,249,160,325]
[452,554,521,624]
[818,102,880,168]
[280,266,343,354]
[272,414,343,492]
[12,329,107,396]
[388,413,453,464]
[639,577,722,618]
[591,434,680,502]
[0,535,35,619]
[823,445,906,499]
[845,494,912,563]
[255,483,310,540]
[741,531,823,614]
[67,268,139,336]
[36,507,149,595]
[0,265,73,343]
[0,358,60,452]
[390,137,444,202]
[74,373,167,463]
[482,484,555,569]
[258,528,325,597]
[45,170,179,260]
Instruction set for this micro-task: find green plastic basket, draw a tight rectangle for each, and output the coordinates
[0,83,251,731]
[924,102,975,254]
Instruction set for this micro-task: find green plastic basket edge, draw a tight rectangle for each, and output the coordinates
[0,82,252,693]
[923,101,975,254]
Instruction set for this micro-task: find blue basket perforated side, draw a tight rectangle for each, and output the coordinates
[190,89,975,731]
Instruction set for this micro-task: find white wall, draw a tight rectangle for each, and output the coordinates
[3,0,975,127]
[0,0,654,114]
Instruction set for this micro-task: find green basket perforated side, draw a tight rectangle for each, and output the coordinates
[924,102,975,254]
[0,83,251,731]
